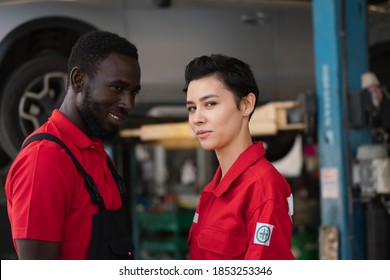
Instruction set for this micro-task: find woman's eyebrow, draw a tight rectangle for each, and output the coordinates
[187,93,220,106]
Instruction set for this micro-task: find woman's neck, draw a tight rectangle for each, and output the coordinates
[216,135,253,178]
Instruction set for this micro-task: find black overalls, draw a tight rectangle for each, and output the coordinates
[22,133,133,260]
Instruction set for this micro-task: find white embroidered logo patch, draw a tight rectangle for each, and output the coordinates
[287,193,294,217]
[193,212,199,223]
[254,223,274,246]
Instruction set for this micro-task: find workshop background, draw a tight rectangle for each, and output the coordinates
[0,0,389,260]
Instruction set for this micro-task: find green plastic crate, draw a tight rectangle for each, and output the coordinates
[137,211,194,232]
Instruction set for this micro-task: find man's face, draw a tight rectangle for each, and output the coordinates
[79,53,141,140]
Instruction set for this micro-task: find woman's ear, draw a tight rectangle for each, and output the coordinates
[241,92,256,116]
[70,67,84,93]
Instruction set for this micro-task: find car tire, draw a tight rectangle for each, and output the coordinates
[0,148,11,169]
[0,53,68,159]
[256,131,298,162]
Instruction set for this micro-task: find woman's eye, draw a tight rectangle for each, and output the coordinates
[206,101,216,107]
[187,106,195,112]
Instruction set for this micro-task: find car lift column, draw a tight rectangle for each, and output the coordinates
[312,0,371,259]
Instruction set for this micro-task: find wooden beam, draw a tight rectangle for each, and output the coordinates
[120,101,305,141]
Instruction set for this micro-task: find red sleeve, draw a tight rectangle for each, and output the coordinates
[6,143,77,242]
[244,199,295,260]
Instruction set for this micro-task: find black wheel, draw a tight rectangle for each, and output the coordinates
[0,148,11,168]
[0,53,68,158]
[254,131,298,162]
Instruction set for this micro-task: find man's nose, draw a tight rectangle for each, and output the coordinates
[119,93,135,113]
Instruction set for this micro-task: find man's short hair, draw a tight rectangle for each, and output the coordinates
[67,30,138,78]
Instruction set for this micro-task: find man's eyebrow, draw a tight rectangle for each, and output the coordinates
[110,79,128,85]
[110,80,140,91]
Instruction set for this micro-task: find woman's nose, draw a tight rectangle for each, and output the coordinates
[191,109,205,124]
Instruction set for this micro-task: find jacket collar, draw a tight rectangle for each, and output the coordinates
[206,142,266,197]
[50,109,103,150]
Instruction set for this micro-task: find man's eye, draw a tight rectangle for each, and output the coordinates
[110,85,123,91]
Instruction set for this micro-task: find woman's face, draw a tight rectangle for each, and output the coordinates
[186,75,246,151]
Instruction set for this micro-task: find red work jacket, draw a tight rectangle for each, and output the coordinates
[188,142,295,260]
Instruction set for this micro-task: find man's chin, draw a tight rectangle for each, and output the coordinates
[95,126,119,141]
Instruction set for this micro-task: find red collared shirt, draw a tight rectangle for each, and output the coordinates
[5,110,122,259]
[188,142,295,260]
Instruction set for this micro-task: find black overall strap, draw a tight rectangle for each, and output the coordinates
[22,133,106,209]
[106,157,126,196]
[106,157,132,224]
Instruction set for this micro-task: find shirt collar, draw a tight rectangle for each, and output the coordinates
[207,142,266,197]
[50,109,104,150]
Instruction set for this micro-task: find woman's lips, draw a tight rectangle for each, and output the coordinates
[196,130,211,139]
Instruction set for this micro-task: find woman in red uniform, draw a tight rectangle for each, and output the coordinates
[184,54,295,260]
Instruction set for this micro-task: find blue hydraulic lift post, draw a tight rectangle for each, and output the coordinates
[346,2,371,153]
[345,0,371,260]
[312,0,370,259]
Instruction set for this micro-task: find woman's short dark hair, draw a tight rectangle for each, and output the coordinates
[67,30,138,78]
[183,54,259,109]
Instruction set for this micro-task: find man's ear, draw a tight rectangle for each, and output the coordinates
[70,67,84,93]
[241,92,256,116]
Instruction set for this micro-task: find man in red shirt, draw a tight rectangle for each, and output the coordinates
[5,31,141,259]
[184,54,294,259]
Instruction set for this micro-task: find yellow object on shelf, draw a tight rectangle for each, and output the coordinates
[120,101,305,145]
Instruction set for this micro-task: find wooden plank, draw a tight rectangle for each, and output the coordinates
[119,101,305,141]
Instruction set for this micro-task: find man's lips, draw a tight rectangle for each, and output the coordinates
[108,111,127,123]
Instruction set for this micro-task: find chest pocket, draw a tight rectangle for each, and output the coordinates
[197,227,247,257]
